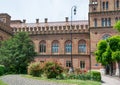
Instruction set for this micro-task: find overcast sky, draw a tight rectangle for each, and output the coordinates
[0,0,89,23]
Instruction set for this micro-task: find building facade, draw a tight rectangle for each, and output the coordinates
[89,0,119,75]
[0,0,120,75]
[11,18,90,70]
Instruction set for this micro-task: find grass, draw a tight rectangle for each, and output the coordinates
[0,80,8,85]
[21,75,101,85]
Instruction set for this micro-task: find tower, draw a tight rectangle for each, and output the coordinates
[89,0,119,73]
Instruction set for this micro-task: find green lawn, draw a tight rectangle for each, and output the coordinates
[22,75,101,85]
[0,80,8,85]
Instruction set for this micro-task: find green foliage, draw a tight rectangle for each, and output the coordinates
[89,71,101,81]
[28,62,43,77]
[95,40,112,65]
[56,73,67,79]
[0,65,5,76]
[0,32,36,74]
[44,61,63,78]
[66,71,101,81]
[112,51,120,62]
[114,20,120,32]
[108,35,120,51]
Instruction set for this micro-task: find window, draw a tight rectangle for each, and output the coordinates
[65,41,72,53]
[115,17,119,22]
[116,0,119,8]
[102,2,105,10]
[94,18,97,27]
[101,18,105,27]
[108,18,111,26]
[39,41,46,53]
[78,40,86,53]
[66,61,71,67]
[105,18,107,26]
[101,18,111,27]
[102,34,111,40]
[106,1,109,10]
[80,61,85,69]
[102,1,109,10]
[52,41,59,53]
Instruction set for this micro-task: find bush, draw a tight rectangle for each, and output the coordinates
[0,65,5,76]
[44,61,63,78]
[88,71,101,81]
[56,73,67,79]
[28,62,43,77]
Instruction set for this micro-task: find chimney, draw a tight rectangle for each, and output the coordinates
[36,19,39,23]
[65,17,68,22]
[45,18,48,23]
[23,19,26,23]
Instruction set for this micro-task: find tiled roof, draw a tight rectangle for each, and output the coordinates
[10,20,88,28]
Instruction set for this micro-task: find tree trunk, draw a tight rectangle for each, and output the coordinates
[118,61,120,78]
[109,63,112,76]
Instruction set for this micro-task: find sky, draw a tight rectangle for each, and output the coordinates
[0,0,89,23]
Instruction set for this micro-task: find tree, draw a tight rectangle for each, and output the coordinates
[108,35,120,78]
[95,40,113,75]
[0,32,36,74]
[95,40,108,65]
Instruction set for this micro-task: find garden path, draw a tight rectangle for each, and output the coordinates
[102,75,120,85]
[0,75,74,85]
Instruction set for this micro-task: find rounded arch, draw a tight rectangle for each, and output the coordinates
[39,40,46,44]
[102,34,111,40]
[52,40,59,44]
[78,39,86,44]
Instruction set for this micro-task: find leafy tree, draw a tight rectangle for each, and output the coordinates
[95,40,108,65]
[95,40,113,75]
[0,32,36,74]
[108,35,120,78]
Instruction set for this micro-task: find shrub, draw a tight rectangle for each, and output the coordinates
[0,65,5,76]
[28,62,43,77]
[56,73,67,79]
[44,61,63,78]
[88,71,101,81]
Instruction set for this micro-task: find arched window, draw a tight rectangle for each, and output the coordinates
[102,34,111,40]
[78,40,86,53]
[39,40,46,53]
[65,40,72,53]
[52,40,59,53]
